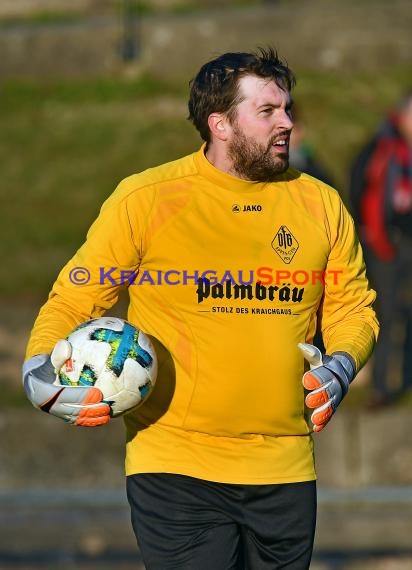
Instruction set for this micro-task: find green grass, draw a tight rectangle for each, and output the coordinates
[0,11,85,27]
[0,88,197,297]
[0,75,185,107]
[1,66,411,298]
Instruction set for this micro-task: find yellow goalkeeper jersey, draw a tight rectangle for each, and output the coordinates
[26,146,378,484]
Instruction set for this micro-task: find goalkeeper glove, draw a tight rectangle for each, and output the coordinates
[298,343,356,432]
[23,340,111,427]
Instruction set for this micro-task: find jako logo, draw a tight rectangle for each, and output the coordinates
[232,204,263,213]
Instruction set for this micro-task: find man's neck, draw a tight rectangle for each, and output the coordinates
[204,143,245,179]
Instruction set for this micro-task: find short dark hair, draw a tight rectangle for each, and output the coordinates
[188,47,296,143]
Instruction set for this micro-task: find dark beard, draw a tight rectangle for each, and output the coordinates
[227,125,289,182]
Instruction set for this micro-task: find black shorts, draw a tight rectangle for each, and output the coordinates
[126,473,316,570]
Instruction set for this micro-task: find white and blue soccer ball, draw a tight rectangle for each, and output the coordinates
[56,317,157,417]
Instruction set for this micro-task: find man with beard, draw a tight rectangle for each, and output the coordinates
[23,48,378,569]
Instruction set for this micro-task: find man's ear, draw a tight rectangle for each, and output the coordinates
[208,113,229,141]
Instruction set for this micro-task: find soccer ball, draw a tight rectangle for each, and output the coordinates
[55,317,157,417]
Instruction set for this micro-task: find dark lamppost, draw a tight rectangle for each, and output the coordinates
[121,0,140,61]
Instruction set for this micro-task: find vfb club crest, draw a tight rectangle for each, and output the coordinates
[272,226,299,264]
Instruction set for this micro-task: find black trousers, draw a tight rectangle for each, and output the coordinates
[127,473,317,570]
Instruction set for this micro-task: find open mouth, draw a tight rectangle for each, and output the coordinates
[272,139,289,152]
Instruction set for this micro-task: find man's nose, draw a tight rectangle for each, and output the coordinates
[280,110,294,131]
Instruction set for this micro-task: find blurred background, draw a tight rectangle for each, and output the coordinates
[1,0,412,568]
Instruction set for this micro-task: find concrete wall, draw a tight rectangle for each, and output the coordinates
[0,1,411,80]
[0,18,121,79]
[3,405,412,558]
[0,0,110,18]
[2,407,412,489]
[315,409,412,488]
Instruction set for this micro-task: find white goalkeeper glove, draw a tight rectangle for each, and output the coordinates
[298,343,356,432]
[23,340,111,427]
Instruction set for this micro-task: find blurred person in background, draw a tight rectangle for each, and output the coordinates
[289,106,334,187]
[350,92,412,408]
